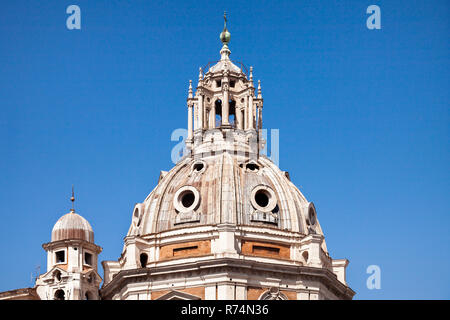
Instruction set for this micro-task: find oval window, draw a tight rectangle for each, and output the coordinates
[250,186,277,212]
[306,202,317,226]
[173,186,200,213]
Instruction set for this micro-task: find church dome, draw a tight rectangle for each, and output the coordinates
[100,15,354,301]
[129,152,326,252]
[51,211,94,243]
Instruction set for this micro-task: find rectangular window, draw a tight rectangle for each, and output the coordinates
[173,245,198,257]
[55,250,65,263]
[230,80,235,88]
[84,252,93,266]
[252,245,280,256]
[216,80,222,87]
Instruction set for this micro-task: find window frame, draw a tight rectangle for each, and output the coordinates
[54,249,67,265]
[83,250,93,267]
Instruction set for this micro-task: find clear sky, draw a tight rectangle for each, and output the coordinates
[0,0,448,299]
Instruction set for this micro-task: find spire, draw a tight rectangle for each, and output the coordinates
[257,80,262,99]
[188,80,193,99]
[219,12,231,60]
[198,67,203,82]
[70,185,75,213]
[249,66,254,83]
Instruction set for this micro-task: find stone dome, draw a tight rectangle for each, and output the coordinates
[100,18,354,300]
[51,211,94,243]
[128,152,327,252]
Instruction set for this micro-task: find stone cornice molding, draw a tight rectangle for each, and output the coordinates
[42,239,102,254]
[100,257,354,300]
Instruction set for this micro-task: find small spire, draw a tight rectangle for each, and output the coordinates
[188,80,193,98]
[257,80,262,99]
[70,185,75,213]
[249,66,253,82]
[198,67,203,81]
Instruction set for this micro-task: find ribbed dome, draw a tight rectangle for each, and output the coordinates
[129,151,327,252]
[51,211,94,243]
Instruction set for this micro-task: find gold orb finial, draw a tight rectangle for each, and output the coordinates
[220,11,231,45]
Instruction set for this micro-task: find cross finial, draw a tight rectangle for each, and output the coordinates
[224,11,227,28]
[70,185,75,212]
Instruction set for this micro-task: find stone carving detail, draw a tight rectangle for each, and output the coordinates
[259,287,287,300]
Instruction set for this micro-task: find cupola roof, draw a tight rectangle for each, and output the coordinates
[51,211,94,243]
[50,187,94,243]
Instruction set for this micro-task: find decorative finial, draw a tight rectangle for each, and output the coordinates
[188,80,193,98]
[220,12,231,45]
[257,80,262,99]
[198,67,203,81]
[249,66,253,82]
[70,185,75,213]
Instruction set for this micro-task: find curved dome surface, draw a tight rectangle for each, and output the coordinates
[130,152,326,244]
[51,211,94,243]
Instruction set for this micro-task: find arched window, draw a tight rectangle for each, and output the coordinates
[54,289,65,300]
[140,253,148,268]
[229,99,236,127]
[215,100,222,127]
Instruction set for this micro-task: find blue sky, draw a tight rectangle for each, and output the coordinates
[0,0,449,299]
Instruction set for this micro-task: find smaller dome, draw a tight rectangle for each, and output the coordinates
[51,211,94,243]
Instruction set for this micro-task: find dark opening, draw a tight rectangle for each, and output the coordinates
[308,207,316,225]
[230,80,235,87]
[181,191,195,208]
[55,250,65,263]
[215,100,222,127]
[84,252,92,266]
[54,270,61,282]
[272,204,279,214]
[246,163,259,171]
[255,190,269,207]
[140,253,148,268]
[302,251,309,262]
[252,245,280,255]
[193,162,204,172]
[84,291,92,300]
[229,100,236,127]
[216,80,222,87]
[54,289,65,300]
